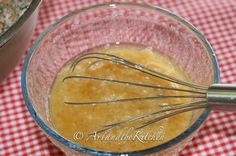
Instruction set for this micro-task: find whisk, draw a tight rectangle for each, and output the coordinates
[62,52,236,133]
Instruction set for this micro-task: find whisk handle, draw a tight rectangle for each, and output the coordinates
[207,84,236,111]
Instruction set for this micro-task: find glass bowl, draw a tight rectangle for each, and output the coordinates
[21,2,220,156]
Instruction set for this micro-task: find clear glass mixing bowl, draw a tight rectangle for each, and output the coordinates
[21,2,220,156]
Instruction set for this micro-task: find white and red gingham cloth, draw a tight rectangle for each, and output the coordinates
[0,0,236,155]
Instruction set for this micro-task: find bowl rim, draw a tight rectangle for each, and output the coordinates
[21,2,220,155]
[0,0,42,47]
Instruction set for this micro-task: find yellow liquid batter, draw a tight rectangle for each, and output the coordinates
[50,44,193,152]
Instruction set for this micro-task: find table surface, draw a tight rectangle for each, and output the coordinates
[1,0,236,155]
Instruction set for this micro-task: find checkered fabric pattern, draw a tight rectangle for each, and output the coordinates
[0,0,236,155]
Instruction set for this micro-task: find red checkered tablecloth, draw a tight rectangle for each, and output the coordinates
[1,0,236,155]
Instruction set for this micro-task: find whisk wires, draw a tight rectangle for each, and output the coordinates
[62,52,208,133]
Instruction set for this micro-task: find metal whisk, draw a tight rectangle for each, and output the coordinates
[62,52,236,133]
